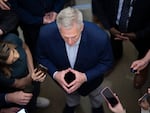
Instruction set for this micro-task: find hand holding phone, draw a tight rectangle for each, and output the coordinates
[101,87,119,107]
[36,64,48,74]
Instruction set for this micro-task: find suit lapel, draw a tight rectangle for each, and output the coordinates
[74,32,87,69]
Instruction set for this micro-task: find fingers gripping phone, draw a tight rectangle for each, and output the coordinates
[101,87,119,107]
[37,64,48,74]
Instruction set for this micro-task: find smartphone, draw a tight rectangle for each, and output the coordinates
[17,108,27,113]
[37,64,48,73]
[101,87,119,107]
[64,71,75,84]
[138,93,150,104]
[130,68,137,73]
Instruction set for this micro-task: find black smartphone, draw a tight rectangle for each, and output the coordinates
[130,68,137,73]
[138,93,150,104]
[101,87,119,107]
[64,71,75,84]
[37,64,48,73]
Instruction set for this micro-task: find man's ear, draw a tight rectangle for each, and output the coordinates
[80,23,84,32]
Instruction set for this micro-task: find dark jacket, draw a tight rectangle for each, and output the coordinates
[0,9,18,35]
[92,0,150,40]
[37,21,114,96]
[9,0,65,25]
[0,93,7,108]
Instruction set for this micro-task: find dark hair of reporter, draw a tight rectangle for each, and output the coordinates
[0,41,16,77]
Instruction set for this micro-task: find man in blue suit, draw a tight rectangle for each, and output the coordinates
[37,7,113,113]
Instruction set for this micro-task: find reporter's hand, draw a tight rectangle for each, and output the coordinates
[0,0,10,10]
[31,68,46,82]
[0,107,20,113]
[108,94,125,113]
[130,59,149,74]
[6,91,33,105]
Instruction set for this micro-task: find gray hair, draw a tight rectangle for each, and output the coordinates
[56,7,83,29]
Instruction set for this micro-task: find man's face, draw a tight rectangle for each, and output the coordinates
[59,23,83,46]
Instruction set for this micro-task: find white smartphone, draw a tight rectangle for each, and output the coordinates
[101,87,119,107]
[17,108,27,113]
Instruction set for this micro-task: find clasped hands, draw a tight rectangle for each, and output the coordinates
[110,27,136,41]
[54,68,87,94]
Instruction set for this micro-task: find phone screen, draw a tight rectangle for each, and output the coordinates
[101,87,118,107]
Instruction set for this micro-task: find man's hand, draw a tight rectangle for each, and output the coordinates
[66,68,87,94]
[130,59,149,74]
[0,0,10,10]
[53,69,71,92]
[6,91,33,105]
[108,94,125,113]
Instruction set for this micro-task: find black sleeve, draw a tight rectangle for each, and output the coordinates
[0,74,15,88]
[92,0,111,29]
[0,9,19,34]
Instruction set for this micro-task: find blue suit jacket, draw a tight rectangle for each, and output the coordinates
[0,93,6,108]
[37,21,113,96]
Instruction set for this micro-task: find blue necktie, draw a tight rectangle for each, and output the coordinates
[119,0,131,32]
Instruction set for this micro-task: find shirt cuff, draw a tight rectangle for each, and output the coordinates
[53,71,58,79]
